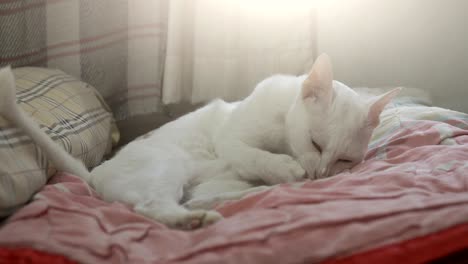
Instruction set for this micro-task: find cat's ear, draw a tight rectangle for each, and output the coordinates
[367,87,402,127]
[302,53,334,105]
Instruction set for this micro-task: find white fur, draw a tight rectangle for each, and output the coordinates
[0,54,400,229]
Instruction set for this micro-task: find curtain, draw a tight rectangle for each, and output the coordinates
[0,0,167,121]
[1,0,316,121]
[163,0,316,103]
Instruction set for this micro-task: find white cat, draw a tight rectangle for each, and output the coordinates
[0,54,400,229]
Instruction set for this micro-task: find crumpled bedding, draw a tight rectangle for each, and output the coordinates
[1,101,468,264]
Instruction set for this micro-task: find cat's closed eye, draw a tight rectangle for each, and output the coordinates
[338,159,353,163]
[311,139,322,154]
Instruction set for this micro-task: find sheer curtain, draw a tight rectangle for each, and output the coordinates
[162,0,317,103]
[1,0,317,119]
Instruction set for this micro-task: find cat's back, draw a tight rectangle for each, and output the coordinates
[122,99,236,158]
[248,74,300,107]
[229,74,300,120]
[92,99,235,185]
[157,99,235,138]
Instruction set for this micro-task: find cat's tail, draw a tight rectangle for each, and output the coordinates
[0,66,92,181]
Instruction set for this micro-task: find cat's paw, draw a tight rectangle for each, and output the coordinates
[136,205,223,230]
[264,154,306,185]
[168,210,223,230]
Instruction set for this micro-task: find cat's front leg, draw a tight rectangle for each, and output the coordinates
[264,153,307,184]
[215,140,306,185]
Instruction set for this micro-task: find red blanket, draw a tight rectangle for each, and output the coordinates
[1,114,468,263]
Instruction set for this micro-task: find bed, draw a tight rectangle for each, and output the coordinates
[1,69,468,264]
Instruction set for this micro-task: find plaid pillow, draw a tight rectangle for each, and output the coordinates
[0,67,119,216]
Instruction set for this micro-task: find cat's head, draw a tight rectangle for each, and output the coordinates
[285,54,400,179]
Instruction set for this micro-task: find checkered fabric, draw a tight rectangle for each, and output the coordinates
[0,0,167,121]
[0,67,118,216]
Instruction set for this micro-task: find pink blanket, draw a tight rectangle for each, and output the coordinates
[1,114,468,263]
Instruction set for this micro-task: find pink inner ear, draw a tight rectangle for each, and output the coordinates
[368,87,402,127]
[368,100,385,127]
[302,73,322,99]
[302,54,333,104]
